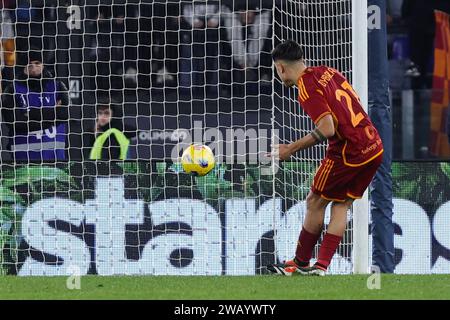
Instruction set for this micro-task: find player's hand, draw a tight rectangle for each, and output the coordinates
[267,144,294,161]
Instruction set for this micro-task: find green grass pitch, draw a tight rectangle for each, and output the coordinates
[0,275,449,300]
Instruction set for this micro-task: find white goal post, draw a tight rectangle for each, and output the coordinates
[351,0,370,274]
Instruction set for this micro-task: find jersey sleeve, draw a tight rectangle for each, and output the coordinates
[298,79,331,125]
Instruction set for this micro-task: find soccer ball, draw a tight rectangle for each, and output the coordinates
[181,144,215,176]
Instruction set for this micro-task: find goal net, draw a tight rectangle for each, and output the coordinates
[0,0,368,276]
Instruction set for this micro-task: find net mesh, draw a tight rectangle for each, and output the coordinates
[0,0,357,275]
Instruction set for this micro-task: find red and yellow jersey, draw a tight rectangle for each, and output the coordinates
[297,66,383,166]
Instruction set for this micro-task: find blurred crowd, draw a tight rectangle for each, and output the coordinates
[0,0,274,161]
[387,0,450,89]
[82,0,273,96]
[1,1,274,94]
[0,0,449,162]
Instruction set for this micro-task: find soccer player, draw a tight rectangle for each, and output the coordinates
[267,40,383,276]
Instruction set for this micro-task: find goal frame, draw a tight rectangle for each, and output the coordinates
[351,0,369,274]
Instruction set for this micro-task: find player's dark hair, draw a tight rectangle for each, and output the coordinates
[271,40,304,62]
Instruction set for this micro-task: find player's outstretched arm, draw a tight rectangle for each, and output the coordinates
[269,114,335,161]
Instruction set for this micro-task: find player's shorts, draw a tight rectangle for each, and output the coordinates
[311,152,383,202]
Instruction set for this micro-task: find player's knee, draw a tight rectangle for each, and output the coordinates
[343,199,354,209]
[331,198,353,210]
[306,192,327,211]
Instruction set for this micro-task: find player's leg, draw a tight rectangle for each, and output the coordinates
[295,157,352,276]
[267,156,347,276]
[295,191,329,265]
[315,199,353,269]
[298,155,383,276]
[267,158,335,275]
[267,192,329,276]
[327,199,353,235]
[296,199,352,276]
